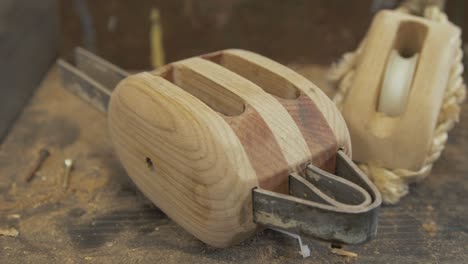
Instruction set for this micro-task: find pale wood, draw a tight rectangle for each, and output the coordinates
[108,50,350,247]
[109,73,258,247]
[341,10,460,171]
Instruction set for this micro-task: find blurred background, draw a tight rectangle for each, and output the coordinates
[0,0,466,141]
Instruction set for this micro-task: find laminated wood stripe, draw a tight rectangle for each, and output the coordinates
[224,105,289,193]
[156,58,296,193]
[173,58,312,175]
[204,50,339,173]
[208,49,351,155]
[277,94,337,173]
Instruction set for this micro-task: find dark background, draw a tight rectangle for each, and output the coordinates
[1,0,467,140]
[58,0,466,69]
[60,0,374,69]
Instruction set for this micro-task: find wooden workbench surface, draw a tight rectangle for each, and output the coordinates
[0,66,467,263]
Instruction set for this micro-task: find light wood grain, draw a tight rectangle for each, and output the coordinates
[108,50,350,247]
[109,73,259,247]
[173,57,312,171]
[340,10,460,170]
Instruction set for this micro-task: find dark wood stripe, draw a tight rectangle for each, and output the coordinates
[276,93,337,174]
[223,105,289,193]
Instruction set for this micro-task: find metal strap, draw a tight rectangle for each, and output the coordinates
[57,47,128,113]
[253,150,382,244]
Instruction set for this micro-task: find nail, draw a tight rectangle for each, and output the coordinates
[63,159,73,189]
[24,148,50,182]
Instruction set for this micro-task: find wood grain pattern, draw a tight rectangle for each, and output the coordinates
[204,49,351,156]
[108,50,351,247]
[156,63,291,193]
[109,73,258,247]
[223,106,289,194]
[278,95,337,173]
[340,10,460,170]
[204,50,340,172]
[172,58,312,172]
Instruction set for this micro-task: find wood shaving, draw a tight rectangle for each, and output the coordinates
[7,214,21,220]
[330,248,358,257]
[0,228,19,237]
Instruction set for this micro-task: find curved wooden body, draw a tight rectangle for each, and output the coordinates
[341,10,460,170]
[108,49,350,247]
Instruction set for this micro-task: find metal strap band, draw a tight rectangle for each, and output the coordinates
[253,150,381,244]
[57,47,128,113]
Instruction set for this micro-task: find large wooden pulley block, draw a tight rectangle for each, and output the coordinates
[107,50,352,247]
[59,48,381,249]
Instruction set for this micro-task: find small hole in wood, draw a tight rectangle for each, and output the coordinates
[145,157,154,170]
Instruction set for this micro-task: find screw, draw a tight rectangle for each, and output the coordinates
[63,159,74,189]
[24,148,50,182]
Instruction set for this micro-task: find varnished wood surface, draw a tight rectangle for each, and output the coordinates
[0,67,467,263]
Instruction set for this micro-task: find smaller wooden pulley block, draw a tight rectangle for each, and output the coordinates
[58,48,381,248]
[340,10,461,171]
[330,6,466,204]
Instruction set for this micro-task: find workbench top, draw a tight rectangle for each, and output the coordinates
[0,66,467,263]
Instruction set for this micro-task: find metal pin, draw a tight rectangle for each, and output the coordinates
[63,159,73,189]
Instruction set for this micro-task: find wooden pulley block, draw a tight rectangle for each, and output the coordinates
[58,48,381,248]
[340,10,461,171]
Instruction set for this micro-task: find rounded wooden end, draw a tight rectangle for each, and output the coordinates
[108,73,258,247]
